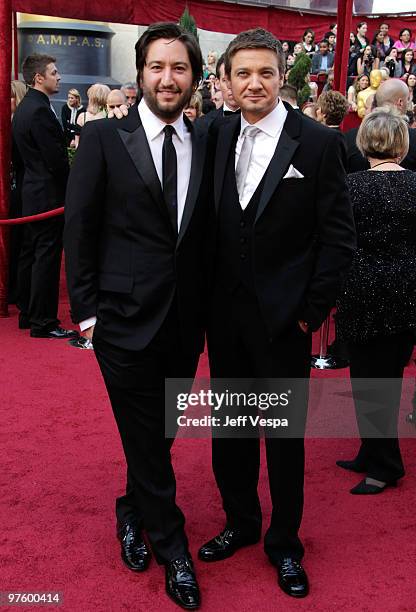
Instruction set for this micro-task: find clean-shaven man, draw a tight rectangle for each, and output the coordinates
[64,23,211,610]
[198,28,356,598]
[12,54,77,339]
[198,53,240,127]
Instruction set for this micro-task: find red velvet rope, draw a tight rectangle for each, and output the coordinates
[0,206,64,225]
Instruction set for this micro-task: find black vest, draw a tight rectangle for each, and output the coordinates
[215,137,267,295]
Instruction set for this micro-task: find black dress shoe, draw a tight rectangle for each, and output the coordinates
[198,526,259,562]
[277,558,309,598]
[30,326,79,339]
[18,315,30,329]
[117,522,151,572]
[165,555,200,610]
[350,478,397,495]
[336,459,366,473]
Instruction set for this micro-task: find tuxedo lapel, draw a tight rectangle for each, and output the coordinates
[255,105,301,223]
[117,111,171,228]
[177,119,207,247]
[214,116,240,214]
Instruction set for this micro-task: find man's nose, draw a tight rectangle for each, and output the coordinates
[160,68,174,86]
[248,74,262,90]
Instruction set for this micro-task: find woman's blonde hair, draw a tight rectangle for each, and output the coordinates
[11,80,27,106]
[68,88,81,103]
[187,92,203,117]
[87,83,110,113]
[357,106,409,160]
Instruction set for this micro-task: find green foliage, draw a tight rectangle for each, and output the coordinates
[179,7,198,41]
[288,53,312,107]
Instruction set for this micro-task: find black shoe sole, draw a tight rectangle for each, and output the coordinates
[278,585,309,598]
[166,589,200,610]
[120,553,151,572]
[198,538,260,562]
[30,333,79,339]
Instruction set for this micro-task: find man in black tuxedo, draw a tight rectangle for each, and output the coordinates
[198,29,356,598]
[198,53,240,128]
[12,54,77,339]
[64,23,210,609]
[345,78,416,173]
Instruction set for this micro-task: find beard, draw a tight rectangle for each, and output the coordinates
[141,82,193,121]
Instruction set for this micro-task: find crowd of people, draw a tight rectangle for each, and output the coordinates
[7,18,416,611]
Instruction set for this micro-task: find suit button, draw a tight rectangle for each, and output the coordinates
[240,237,246,244]
[240,253,247,260]
[240,221,246,228]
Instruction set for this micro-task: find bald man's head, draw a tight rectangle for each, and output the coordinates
[106,89,126,112]
[375,79,409,114]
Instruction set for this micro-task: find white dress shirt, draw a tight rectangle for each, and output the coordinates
[79,99,192,332]
[235,99,288,209]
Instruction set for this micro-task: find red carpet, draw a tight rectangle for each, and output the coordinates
[2,293,416,611]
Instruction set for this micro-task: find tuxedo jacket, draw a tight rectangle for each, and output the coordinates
[345,126,416,173]
[64,107,211,352]
[211,104,356,335]
[12,88,69,216]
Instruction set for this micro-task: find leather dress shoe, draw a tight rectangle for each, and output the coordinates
[198,526,259,562]
[277,558,309,598]
[117,521,151,572]
[165,554,200,609]
[350,478,397,495]
[18,315,30,329]
[30,326,79,339]
[336,459,366,473]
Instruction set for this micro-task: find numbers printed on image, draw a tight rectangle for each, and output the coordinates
[0,592,62,606]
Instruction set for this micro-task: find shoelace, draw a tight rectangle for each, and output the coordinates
[280,558,302,576]
[171,558,195,585]
[214,528,234,546]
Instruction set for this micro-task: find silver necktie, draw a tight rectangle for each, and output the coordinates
[235,125,260,200]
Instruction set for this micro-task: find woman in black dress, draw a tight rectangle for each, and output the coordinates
[336,107,416,494]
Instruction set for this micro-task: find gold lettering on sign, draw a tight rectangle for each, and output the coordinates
[68,36,78,46]
[51,35,62,45]
[94,38,102,48]
[81,37,90,47]
[37,34,46,44]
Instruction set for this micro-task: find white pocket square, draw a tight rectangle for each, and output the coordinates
[283,165,304,179]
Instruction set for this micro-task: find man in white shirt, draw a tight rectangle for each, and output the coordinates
[64,23,211,610]
[198,28,356,599]
[198,53,240,127]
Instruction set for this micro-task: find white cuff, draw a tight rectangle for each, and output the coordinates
[79,316,97,332]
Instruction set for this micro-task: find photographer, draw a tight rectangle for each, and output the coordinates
[357,44,380,77]
[381,47,401,78]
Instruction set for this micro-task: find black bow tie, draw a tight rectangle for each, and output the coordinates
[223,109,241,116]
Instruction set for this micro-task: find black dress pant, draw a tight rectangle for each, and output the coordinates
[93,305,200,564]
[17,216,63,331]
[207,286,311,564]
[348,332,414,483]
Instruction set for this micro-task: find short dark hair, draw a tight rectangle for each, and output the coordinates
[280,84,298,104]
[324,31,335,40]
[319,39,330,47]
[135,22,203,88]
[22,54,56,86]
[380,22,390,28]
[216,53,225,79]
[224,28,285,77]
